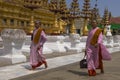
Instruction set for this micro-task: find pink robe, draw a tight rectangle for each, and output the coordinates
[86,27,111,70]
[30,28,47,67]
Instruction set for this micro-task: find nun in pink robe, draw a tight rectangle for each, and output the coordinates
[86,20,111,76]
[30,21,47,70]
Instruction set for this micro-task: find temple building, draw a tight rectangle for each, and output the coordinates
[0,0,55,34]
[110,17,120,35]
[0,0,118,35]
[0,0,85,35]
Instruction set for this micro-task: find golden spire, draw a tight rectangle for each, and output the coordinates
[49,0,69,35]
[69,0,80,34]
[90,0,100,24]
[23,0,40,34]
[81,0,91,36]
[102,8,111,35]
[102,8,110,26]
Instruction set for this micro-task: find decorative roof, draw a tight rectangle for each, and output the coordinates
[110,17,120,24]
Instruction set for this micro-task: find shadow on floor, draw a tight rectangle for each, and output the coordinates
[68,70,88,76]
[21,64,45,71]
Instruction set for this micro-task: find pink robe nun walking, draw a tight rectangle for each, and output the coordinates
[30,28,47,69]
[86,27,111,76]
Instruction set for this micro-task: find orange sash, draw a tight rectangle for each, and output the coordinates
[33,28,42,44]
[90,28,102,46]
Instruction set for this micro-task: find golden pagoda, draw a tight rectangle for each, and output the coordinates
[0,0,90,35]
[69,0,81,34]
[0,0,55,35]
[59,0,69,34]
[101,8,110,35]
[90,0,101,24]
[102,8,110,26]
[49,0,68,35]
[81,0,91,36]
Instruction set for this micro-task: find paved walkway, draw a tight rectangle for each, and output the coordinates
[13,51,120,80]
[0,47,120,80]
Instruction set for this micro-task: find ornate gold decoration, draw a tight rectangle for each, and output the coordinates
[23,0,40,34]
[69,0,80,34]
[101,8,111,35]
[49,0,62,34]
[81,0,91,36]
[49,0,68,35]
[0,0,54,35]
[102,8,110,26]
[0,0,96,36]
[58,19,67,34]
[90,0,100,24]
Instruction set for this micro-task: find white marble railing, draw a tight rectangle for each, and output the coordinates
[0,32,120,65]
[104,35,120,48]
[22,34,87,54]
[22,34,120,54]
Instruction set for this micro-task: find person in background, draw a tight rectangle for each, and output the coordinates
[30,20,47,70]
[85,20,111,76]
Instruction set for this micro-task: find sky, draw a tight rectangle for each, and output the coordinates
[66,0,120,17]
